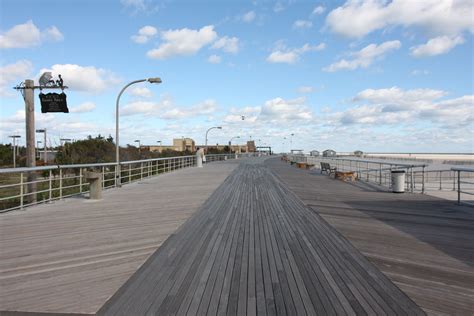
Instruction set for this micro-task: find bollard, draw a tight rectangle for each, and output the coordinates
[84,171,102,199]
[196,148,204,168]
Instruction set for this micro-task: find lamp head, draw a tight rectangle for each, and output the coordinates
[217,126,222,129]
[148,77,162,84]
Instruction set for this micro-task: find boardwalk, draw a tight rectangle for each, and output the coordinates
[0,162,237,314]
[266,158,474,315]
[99,158,423,315]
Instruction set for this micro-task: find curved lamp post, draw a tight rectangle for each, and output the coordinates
[229,136,240,153]
[205,126,222,151]
[115,77,161,187]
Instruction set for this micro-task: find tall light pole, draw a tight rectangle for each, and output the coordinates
[115,77,161,187]
[9,135,21,168]
[134,139,141,151]
[290,133,294,151]
[229,136,240,153]
[36,129,47,163]
[205,126,222,152]
[36,140,42,159]
[60,138,71,147]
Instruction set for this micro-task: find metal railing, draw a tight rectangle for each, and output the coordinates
[452,167,474,206]
[287,154,428,193]
[0,153,256,213]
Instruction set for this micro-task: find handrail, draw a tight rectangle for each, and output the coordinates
[451,167,474,206]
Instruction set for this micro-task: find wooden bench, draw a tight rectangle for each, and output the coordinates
[335,171,357,182]
[320,162,337,175]
[305,163,315,170]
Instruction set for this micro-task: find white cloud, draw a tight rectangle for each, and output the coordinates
[297,86,314,93]
[38,64,121,93]
[129,86,153,98]
[326,0,474,38]
[293,20,313,29]
[147,25,217,59]
[267,43,326,64]
[70,102,96,113]
[332,87,472,127]
[207,54,222,64]
[0,60,33,97]
[121,0,159,14]
[411,69,430,76]
[274,2,285,12]
[242,11,256,23]
[323,40,400,72]
[211,36,239,53]
[410,35,465,57]
[121,96,218,120]
[0,20,63,49]
[312,6,326,15]
[131,25,158,44]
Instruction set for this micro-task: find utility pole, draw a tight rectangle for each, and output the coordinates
[24,79,37,202]
[9,135,21,168]
[36,129,47,163]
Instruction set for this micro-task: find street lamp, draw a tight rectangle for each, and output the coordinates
[134,139,141,150]
[115,77,162,187]
[205,126,222,151]
[36,129,47,163]
[9,135,21,168]
[290,133,294,151]
[229,136,240,153]
[60,138,71,146]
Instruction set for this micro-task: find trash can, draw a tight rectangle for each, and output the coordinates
[391,170,405,193]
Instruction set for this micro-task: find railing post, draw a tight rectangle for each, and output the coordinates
[59,169,63,199]
[457,170,461,205]
[421,166,425,194]
[102,166,105,189]
[410,167,414,193]
[49,170,52,201]
[379,164,382,185]
[79,168,83,193]
[439,171,442,190]
[140,162,143,180]
[453,170,456,191]
[20,173,24,209]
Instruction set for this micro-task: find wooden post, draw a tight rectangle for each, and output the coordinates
[24,79,37,203]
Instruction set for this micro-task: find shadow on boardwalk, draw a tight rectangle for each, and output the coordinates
[99,158,423,315]
[266,158,474,315]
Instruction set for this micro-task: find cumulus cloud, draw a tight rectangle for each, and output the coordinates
[121,96,218,120]
[70,102,96,113]
[323,40,400,72]
[131,25,158,44]
[297,86,314,93]
[410,35,465,57]
[211,36,239,53]
[129,86,153,98]
[293,20,312,29]
[147,25,217,59]
[0,20,63,49]
[241,11,256,23]
[0,60,33,97]
[332,87,472,127]
[312,6,326,15]
[326,0,474,38]
[267,43,326,64]
[38,64,121,93]
[207,54,222,64]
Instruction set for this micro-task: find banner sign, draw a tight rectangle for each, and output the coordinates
[39,92,69,113]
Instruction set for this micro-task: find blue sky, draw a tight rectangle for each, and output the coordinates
[0,0,473,153]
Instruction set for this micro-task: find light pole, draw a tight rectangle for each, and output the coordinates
[9,135,21,168]
[205,126,222,152]
[229,136,240,153]
[134,139,141,152]
[115,77,162,187]
[36,129,47,163]
[36,140,42,159]
[60,138,71,147]
[290,133,294,151]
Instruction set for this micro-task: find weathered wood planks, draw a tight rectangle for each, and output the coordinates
[99,158,424,315]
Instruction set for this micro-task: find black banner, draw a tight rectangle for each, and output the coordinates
[39,92,69,113]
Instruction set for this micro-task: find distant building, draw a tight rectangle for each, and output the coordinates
[354,150,364,157]
[196,140,254,153]
[310,150,320,157]
[323,149,336,157]
[247,141,256,153]
[144,138,195,153]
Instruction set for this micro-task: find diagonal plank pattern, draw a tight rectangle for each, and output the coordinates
[98,159,424,315]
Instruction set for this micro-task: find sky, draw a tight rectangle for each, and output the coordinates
[0,0,473,153]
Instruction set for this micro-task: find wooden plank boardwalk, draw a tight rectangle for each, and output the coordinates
[266,158,474,315]
[0,162,238,314]
[99,158,423,315]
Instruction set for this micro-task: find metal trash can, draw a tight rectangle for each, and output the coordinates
[391,170,405,193]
